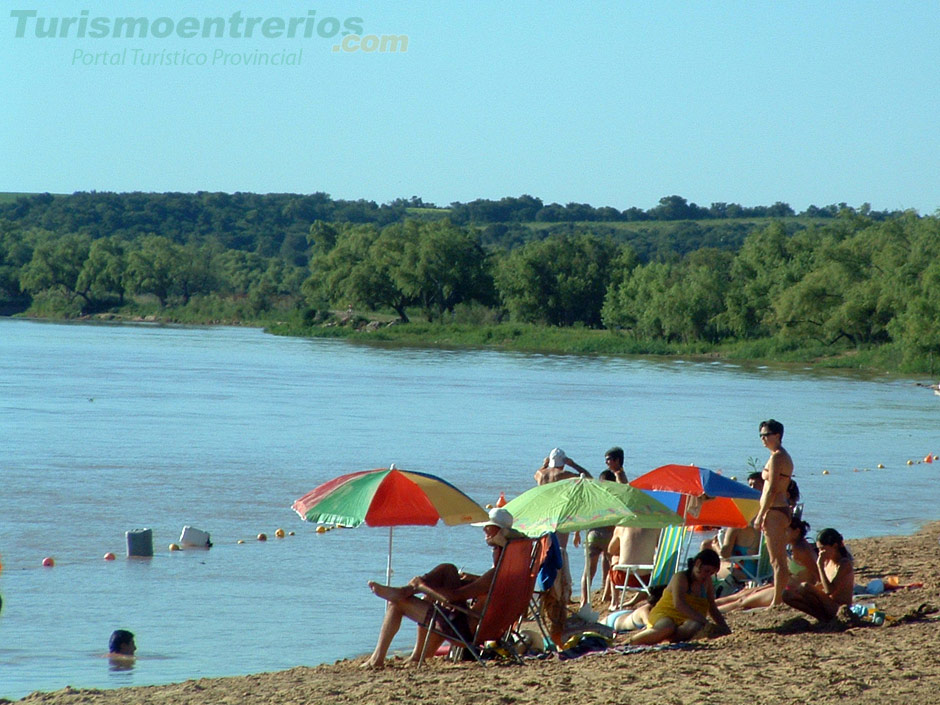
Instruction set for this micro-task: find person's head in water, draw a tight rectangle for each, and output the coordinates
[109,629,136,656]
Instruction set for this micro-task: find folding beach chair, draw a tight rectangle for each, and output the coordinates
[418,536,539,666]
[733,533,773,587]
[613,525,691,608]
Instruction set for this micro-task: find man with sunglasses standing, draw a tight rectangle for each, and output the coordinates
[752,419,794,607]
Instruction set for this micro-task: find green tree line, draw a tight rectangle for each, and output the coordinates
[2,191,937,371]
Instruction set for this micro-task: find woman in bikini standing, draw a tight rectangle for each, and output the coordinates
[752,418,793,607]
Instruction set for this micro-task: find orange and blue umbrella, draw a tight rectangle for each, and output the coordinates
[630,464,761,528]
[292,467,488,583]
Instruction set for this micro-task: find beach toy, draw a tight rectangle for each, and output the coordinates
[126,528,154,557]
[179,526,211,548]
[866,578,885,595]
[103,552,116,561]
[517,628,544,654]
[168,543,181,551]
[257,533,267,541]
[42,557,55,567]
[275,528,285,538]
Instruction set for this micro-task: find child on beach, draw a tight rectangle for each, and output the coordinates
[626,549,731,645]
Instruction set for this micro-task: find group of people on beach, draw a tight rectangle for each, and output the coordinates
[362,418,855,668]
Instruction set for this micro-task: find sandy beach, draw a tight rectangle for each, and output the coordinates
[13,522,939,705]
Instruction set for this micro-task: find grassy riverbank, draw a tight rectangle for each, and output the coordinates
[8,306,923,376]
[266,317,915,375]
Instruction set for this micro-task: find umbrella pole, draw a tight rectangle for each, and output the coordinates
[582,540,591,608]
[386,526,393,585]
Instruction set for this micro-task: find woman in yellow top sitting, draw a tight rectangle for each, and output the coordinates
[627,549,731,645]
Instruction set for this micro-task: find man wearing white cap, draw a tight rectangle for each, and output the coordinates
[531,448,590,615]
[534,447,591,485]
[362,507,524,669]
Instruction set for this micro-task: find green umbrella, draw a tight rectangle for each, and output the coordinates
[503,477,682,611]
[502,477,682,536]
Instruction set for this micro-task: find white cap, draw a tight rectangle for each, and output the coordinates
[548,448,566,468]
[472,507,514,530]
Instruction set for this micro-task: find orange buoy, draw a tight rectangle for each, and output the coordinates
[42,557,55,567]
[168,543,181,551]
[103,552,116,561]
[496,491,507,508]
[257,533,267,541]
[925,454,933,464]
[275,528,285,538]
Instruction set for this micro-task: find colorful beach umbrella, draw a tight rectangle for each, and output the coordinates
[502,477,682,537]
[292,466,488,583]
[503,477,682,607]
[630,464,761,528]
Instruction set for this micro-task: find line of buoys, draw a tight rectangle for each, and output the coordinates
[237,528,299,542]
[817,452,940,474]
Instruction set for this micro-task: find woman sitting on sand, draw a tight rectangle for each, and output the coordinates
[782,527,854,622]
[627,549,731,645]
[362,507,525,669]
[718,516,818,613]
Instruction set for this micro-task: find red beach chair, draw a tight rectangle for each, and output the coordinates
[417,536,539,665]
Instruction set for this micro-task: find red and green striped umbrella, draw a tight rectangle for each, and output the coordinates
[292,467,488,583]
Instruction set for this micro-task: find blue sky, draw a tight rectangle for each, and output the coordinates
[2,1,939,213]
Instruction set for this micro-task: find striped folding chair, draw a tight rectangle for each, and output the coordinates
[614,525,691,608]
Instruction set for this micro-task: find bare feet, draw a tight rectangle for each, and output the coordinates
[360,657,385,670]
[368,581,412,602]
